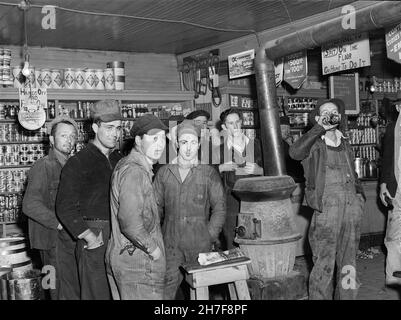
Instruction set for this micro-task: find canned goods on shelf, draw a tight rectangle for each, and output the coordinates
[51,69,63,89]
[75,69,85,89]
[64,68,75,89]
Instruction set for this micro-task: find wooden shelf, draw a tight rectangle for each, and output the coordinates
[230,107,258,111]
[287,109,314,113]
[359,91,398,100]
[0,191,23,195]
[0,140,48,144]
[242,125,257,129]
[0,165,31,169]
[0,221,18,225]
[0,119,18,123]
[0,88,195,102]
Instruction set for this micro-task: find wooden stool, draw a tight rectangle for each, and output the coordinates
[182,257,251,300]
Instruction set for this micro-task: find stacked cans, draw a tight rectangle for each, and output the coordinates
[0,193,23,222]
[0,123,47,143]
[106,61,125,90]
[0,144,45,167]
[0,169,28,193]
[0,48,12,87]
[349,128,377,144]
[352,146,377,161]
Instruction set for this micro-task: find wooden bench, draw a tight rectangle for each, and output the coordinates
[182,257,251,300]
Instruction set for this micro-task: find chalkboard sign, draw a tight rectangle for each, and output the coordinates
[329,73,360,115]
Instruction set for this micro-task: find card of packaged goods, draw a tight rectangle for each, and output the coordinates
[198,248,246,266]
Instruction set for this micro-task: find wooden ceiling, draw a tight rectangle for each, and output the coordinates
[0,0,358,54]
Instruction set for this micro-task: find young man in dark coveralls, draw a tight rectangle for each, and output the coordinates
[56,100,123,300]
[290,98,365,300]
[154,120,226,300]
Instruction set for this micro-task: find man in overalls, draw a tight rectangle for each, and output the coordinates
[290,98,365,300]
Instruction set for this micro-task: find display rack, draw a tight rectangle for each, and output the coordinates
[0,88,194,236]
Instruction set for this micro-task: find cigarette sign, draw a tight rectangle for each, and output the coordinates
[321,33,370,75]
[228,49,255,79]
[385,23,401,64]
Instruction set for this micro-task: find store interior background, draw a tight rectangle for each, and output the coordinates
[1,1,401,295]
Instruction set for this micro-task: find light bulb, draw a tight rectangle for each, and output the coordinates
[369,84,376,94]
[21,60,30,77]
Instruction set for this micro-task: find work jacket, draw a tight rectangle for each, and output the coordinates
[22,149,62,250]
[153,163,226,250]
[108,149,160,255]
[212,135,263,190]
[56,142,122,239]
[289,124,364,212]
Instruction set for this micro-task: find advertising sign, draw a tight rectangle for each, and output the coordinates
[321,32,370,75]
[283,50,307,89]
[228,49,255,79]
[18,88,47,130]
[385,23,401,64]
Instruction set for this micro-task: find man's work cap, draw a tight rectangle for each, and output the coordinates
[90,100,123,122]
[186,110,210,120]
[130,114,168,138]
[48,116,78,135]
[177,119,201,139]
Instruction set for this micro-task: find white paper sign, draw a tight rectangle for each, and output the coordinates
[321,33,370,75]
[228,49,255,79]
[18,88,47,130]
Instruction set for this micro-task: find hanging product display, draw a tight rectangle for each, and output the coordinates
[17,88,47,131]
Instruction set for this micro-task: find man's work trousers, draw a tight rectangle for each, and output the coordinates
[106,226,166,300]
[308,185,364,300]
[76,221,111,300]
[384,190,401,285]
[55,229,80,300]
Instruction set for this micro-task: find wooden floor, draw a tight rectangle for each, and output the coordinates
[294,246,400,300]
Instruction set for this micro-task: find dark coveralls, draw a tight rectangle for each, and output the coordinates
[154,164,226,300]
[290,124,365,300]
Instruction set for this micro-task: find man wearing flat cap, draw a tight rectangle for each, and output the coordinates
[56,99,123,300]
[23,116,78,300]
[290,98,365,300]
[106,114,168,300]
[154,120,226,300]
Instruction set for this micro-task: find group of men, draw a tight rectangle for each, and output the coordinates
[25,95,401,300]
[22,100,264,300]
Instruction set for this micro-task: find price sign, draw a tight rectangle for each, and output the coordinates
[18,88,47,130]
[385,23,401,64]
[321,32,370,75]
[283,50,307,90]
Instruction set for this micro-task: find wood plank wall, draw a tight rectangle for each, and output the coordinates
[6,45,181,91]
